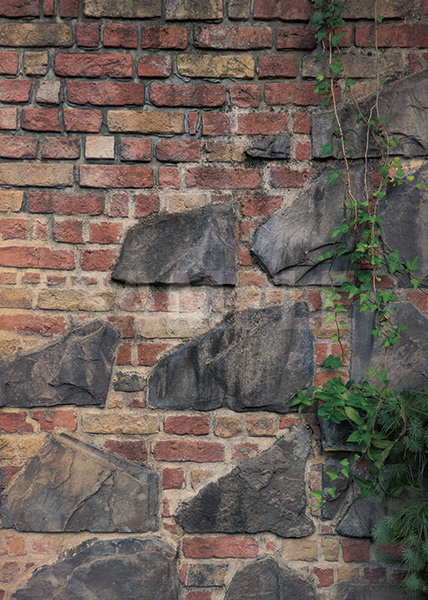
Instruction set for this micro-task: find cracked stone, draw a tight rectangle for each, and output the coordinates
[0,434,158,533]
[245,134,290,159]
[0,321,118,408]
[148,303,313,413]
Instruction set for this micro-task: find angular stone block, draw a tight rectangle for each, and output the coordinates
[336,495,387,538]
[148,303,313,413]
[176,429,315,538]
[313,70,428,159]
[112,205,236,286]
[252,167,363,285]
[335,583,408,599]
[224,558,317,600]
[11,537,178,600]
[245,133,290,159]
[0,434,158,533]
[0,321,118,408]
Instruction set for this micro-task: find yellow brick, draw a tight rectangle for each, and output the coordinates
[246,415,276,437]
[108,111,185,135]
[282,539,318,561]
[0,24,72,47]
[0,438,15,460]
[0,288,32,309]
[82,412,159,435]
[24,51,48,76]
[0,190,23,212]
[206,141,244,163]
[37,290,115,311]
[177,55,255,79]
[214,415,243,438]
[338,566,360,581]
[0,164,73,187]
[135,314,217,339]
[191,469,212,489]
[322,538,340,561]
[163,193,207,213]
[166,0,223,19]
[235,289,261,310]
[19,436,45,460]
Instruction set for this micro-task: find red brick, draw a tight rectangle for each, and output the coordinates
[81,248,116,271]
[309,291,322,311]
[164,416,209,436]
[229,84,260,107]
[254,0,312,20]
[314,567,334,588]
[237,247,252,266]
[236,222,256,242]
[76,23,99,47]
[314,371,344,386]
[28,191,104,215]
[0,314,64,335]
[292,111,311,134]
[0,0,38,17]
[151,291,172,312]
[109,193,129,217]
[188,111,199,134]
[59,0,78,17]
[409,53,425,73]
[356,24,428,48]
[0,52,18,75]
[89,222,122,244]
[41,136,80,159]
[179,292,206,312]
[0,272,16,284]
[43,0,54,16]
[64,109,102,132]
[46,275,66,285]
[21,109,60,132]
[187,593,211,600]
[0,108,17,130]
[138,56,172,78]
[159,166,180,189]
[239,194,282,216]
[277,26,316,49]
[0,136,37,159]
[121,138,152,161]
[183,536,258,558]
[104,23,138,48]
[295,140,311,160]
[152,441,224,462]
[119,289,149,311]
[238,270,268,287]
[116,342,132,365]
[0,218,28,239]
[187,168,261,189]
[342,539,370,562]
[107,315,135,339]
[202,114,231,136]
[150,83,226,108]
[194,25,272,49]
[80,165,153,189]
[0,246,74,270]
[67,81,145,106]
[270,167,312,188]
[0,466,21,487]
[259,55,298,78]
[364,567,386,582]
[137,342,168,366]
[315,343,328,365]
[156,140,200,162]
[53,220,83,244]
[409,291,428,313]
[135,194,159,217]
[265,82,325,106]
[104,440,147,461]
[163,468,185,489]
[21,272,40,284]
[0,412,33,433]
[237,113,288,135]
[32,410,76,431]
[55,53,133,78]
[422,0,428,14]
[141,25,187,49]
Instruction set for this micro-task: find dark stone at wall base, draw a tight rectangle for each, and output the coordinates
[224,558,317,600]
[0,434,158,533]
[10,537,178,600]
[148,303,313,413]
[112,204,235,286]
[245,133,290,159]
[176,428,315,538]
[0,321,118,408]
[335,583,408,599]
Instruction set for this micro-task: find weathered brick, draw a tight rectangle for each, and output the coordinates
[108,110,185,134]
[314,567,334,588]
[0,80,31,104]
[342,539,370,562]
[121,138,152,161]
[29,191,103,215]
[0,412,33,433]
[165,0,223,20]
[0,287,32,308]
[38,289,113,311]
[177,55,254,78]
[117,343,132,365]
[188,111,199,134]
[345,0,414,18]
[246,415,276,436]
[356,24,428,48]
[109,192,130,217]
[119,289,149,311]
[164,193,206,212]
[59,0,78,17]
[0,24,72,47]
[135,194,159,217]
[179,292,206,311]
[0,438,15,460]
[36,81,61,105]
[183,536,258,558]
[322,538,340,562]
[265,82,324,106]
[76,23,99,48]
[152,441,224,462]
[194,25,272,49]
[82,412,159,435]
[0,136,38,159]
[156,139,200,162]
[282,539,318,561]
[84,0,161,18]
[270,166,312,188]
[150,83,226,108]
[163,467,185,489]
[202,113,230,136]
[0,52,18,75]
[0,313,66,334]
[254,0,312,20]
[0,164,73,187]
[24,51,48,76]
[277,26,316,49]
[187,167,261,189]
[67,81,145,106]
[80,165,153,189]
[141,25,187,49]
[64,109,103,132]
[0,217,28,239]
[259,55,298,78]
[89,222,121,243]
[135,314,213,338]
[205,140,244,162]
[239,194,282,216]
[32,410,77,431]
[104,23,138,48]
[137,342,168,365]
[81,248,117,270]
[292,111,311,133]
[159,166,180,189]
[55,53,133,78]
[138,55,172,78]
[295,140,311,160]
[104,439,148,461]
[214,415,243,437]
[164,416,209,436]
[0,108,17,130]
[237,112,288,135]
[53,220,83,244]
[21,109,60,132]
[187,593,211,600]
[0,0,38,17]
[85,136,115,160]
[0,246,74,269]
[44,0,54,15]
[41,137,80,160]
[229,84,260,107]
[0,190,23,212]
[228,0,251,19]
[302,51,404,79]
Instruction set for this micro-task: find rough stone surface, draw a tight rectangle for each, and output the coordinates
[84,0,161,18]
[313,70,428,158]
[0,321,118,408]
[176,429,315,537]
[251,168,364,285]
[112,205,236,286]
[336,495,387,538]
[245,134,290,159]
[335,583,408,599]
[224,558,317,600]
[148,303,313,413]
[0,434,158,533]
[10,537,177,600]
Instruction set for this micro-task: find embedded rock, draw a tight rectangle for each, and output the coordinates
[176,429,315,537]
[0,321,118,408]
[112,205,235,286]
[313,70,428,159]
[321,454,351,520]
[148,303,313,413]
[251,167,364,285]
[10,537,178,600]
[0,434,158,532]
[335,583,408,599]
[224,558,317,600]
[319,418,360,452]
[245,134,290,159]
[336,495,387,538]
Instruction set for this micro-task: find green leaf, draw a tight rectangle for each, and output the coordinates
[326,470,339,481]
[321,143,333,156]
[324,313,336,324]
[344,406,364,425]
[411,278,422,290]
[329,61,343,74]
[331,32,346,45]
[327,487,336,498]
[323,355,342,370]
[406,256,419,271]
[311,490,323,500]
[327,171,342,185]
[377,15,385,22]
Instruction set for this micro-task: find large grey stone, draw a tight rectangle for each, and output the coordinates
[245,134,290,159]
[112,205,235,286]
[251,168,363,285]
[319,418,360,452]
[313,70,428,159]
[321,454,351,520]
[335,583,408,599]
[11,537,178,600]
[336,495,387,538]
[148,303,313,413]
[0,434,158,533]
[224,558,317,600]
[0,321,118,408]
[176,429,315,537]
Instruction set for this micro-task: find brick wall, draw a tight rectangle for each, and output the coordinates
[0,0,428,598]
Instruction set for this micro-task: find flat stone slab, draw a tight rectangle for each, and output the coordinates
[148,303,313,413]
[0,434,158,533]
[251,167,363,285]
[224,558,317,600]
[313,70,428,159]
[0,321,118,408]
[335,583,408,599]
[11,537,178,600]
[112,205,236,286]
[176,429,315,537]
[245,134,290,159]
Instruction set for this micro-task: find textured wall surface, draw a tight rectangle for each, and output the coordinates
[0,0,428,598]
